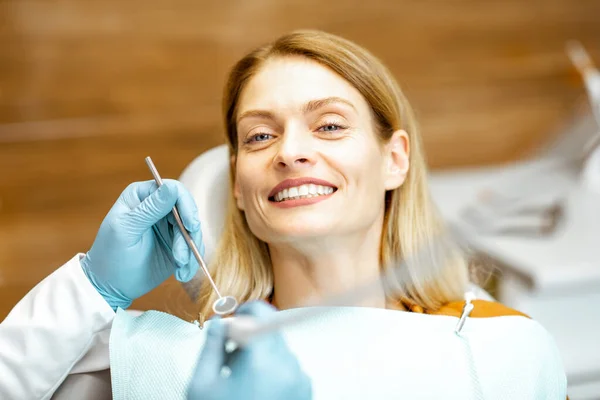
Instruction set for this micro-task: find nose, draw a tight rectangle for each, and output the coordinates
[273,127,315,170]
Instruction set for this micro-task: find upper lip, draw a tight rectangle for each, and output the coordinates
[268,177,338,198]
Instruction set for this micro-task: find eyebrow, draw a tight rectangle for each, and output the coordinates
[237,96,357,123]
[302,96,357,114]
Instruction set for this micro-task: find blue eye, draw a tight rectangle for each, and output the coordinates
[254,133,272,141]
[321,124,340,132]
[318,122,347,133]
[246,133,273,144]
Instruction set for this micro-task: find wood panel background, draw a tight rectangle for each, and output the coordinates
[1,0,599,320]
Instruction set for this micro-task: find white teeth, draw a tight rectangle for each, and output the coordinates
[298,185,309,196]
[273,184,336,202]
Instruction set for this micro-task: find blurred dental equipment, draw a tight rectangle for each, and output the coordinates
[145,156,238,315]
[457,41,600,235]
[568,41,600,126]
[220,223,477,347]
[567,41,600,194]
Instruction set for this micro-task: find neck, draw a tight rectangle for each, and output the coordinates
[269,220,387,310]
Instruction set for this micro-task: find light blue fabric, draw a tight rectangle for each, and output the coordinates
[81,180,204,310]
[110,306,567,400]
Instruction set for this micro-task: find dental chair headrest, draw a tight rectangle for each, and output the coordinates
[179,144,230,265]
[178,145,229,299]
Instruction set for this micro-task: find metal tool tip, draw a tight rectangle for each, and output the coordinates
[566,40,593,71]
[145,157,157,171]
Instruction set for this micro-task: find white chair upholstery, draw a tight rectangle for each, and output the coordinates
[179,145,230,265]
[178,144,494,301]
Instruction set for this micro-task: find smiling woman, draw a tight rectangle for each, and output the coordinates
[0,28,568,400]
[197,30,469,315]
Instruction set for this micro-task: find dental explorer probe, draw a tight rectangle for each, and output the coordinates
[145,156,238,315]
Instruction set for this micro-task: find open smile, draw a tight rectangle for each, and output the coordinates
[268,178,338,207]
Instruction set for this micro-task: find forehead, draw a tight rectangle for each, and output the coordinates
[237,56,368,114]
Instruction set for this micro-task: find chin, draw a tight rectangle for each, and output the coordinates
[262,219,338,242]
[277,226,333,238]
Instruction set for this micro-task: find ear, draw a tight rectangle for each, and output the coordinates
[231,154,245,210]
[384,130,410,190]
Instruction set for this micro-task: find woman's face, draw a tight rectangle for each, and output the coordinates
[233,56,408,244]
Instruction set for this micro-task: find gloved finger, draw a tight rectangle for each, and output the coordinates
[152,218,174,252]
[172,228,190,269]
[167,212,176,226]
[167,184,203,244]
[226,327,292,376]
[117,181,158,211]
[232,301,288,351]
[192,318,227,383]
[124,182,179,236]
[166,211,201,235]
[126,180,199,237]
[165,179,201,233]
[173,228,202,282]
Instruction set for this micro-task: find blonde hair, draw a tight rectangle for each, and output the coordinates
[197,30,469,316]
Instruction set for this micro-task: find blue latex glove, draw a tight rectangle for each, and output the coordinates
[81,179,203,310]
[187,301,312,400]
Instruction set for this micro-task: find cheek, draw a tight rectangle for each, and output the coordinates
[236,171,256,199]
[235,157,267,206]
[234,165,271,239]
[336,143,386,189]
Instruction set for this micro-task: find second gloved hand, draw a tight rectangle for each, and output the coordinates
[81,179,204,310]
[188,301,313,400]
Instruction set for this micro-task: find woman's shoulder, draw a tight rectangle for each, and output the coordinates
[425,299,568,399]
[426,299,530,319]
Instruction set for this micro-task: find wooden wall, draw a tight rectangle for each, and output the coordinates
[1,0,599,320]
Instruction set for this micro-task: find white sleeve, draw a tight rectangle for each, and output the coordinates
[0,254,115,400]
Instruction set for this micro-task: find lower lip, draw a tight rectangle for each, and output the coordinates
[270,193,335,208]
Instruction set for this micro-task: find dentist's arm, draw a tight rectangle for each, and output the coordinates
[0,255,115,400]
[0,180,204,399]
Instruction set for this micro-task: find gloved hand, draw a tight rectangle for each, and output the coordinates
[187,301,312,400]
[80,179,203,310]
